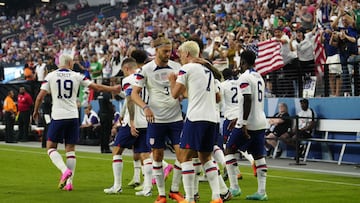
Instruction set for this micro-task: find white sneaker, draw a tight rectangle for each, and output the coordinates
[135,190,152,197]
[104,186,122,194]
[134,183,144,191]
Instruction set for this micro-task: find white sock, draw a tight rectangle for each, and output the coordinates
[171,159,182,192]
[48,148,67,173]
[212,145,225,167]
[112,155,123,188]
[225,154,239,190]
[255,158,267,195]
[203,160,220,200]
[143,158,153,192]
[181,161,195,202]
[133,160,141,183]
[162,160,169,168]
[192,158,201,195]
[153,161,165,196]
[66,151,76,184]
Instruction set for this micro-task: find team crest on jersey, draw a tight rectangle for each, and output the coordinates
[155,72,169,81]
[149,138,155,145]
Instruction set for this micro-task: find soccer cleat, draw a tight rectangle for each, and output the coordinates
[210,198,223,203]
[194,193,200,202]
[127,179,140,187]
[134,183,144,191]
[169,191,184,202]
[237,173,243,180]
[229,188,242,197]
[152,178,156,185]
[220,190,232,201]
[58,169,72,189]
[103,186,122,194]
[63,183,73,191]
[179,200,195,203]
[135,190,152,197]
[246,192,268,201]
[164,164,173,180]
[154,195,167,203]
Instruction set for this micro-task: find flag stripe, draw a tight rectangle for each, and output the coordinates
[255,39,284,75]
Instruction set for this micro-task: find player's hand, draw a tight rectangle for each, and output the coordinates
[130,126,139,137]
[227,118,238,130]
[112,85,121,94]
[32,111,39,123]
[144,107,155,123]
[130,120,139,137]
[242,125,250,139]
[168,72,177,83]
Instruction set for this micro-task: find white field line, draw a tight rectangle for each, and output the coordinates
[1,147,359,187]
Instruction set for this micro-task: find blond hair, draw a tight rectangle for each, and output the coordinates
[178,41,200,58]
[59,54,73,68]
[153,37,172,48]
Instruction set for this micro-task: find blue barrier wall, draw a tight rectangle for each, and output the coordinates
[265,97,360,164]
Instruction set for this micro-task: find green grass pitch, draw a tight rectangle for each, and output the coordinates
[0,145,359,203]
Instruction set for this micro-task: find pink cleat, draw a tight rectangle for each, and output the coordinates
[152,178,156,185]
[164,164,173,180]
[63,183,73,191]
[58,169,72,189]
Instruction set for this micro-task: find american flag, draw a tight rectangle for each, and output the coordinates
[254,39,284,76]
[314,21,326,75]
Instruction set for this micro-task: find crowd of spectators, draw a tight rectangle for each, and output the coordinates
[1,0,360,97]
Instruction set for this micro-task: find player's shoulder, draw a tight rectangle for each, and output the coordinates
[168,60,181,69]
[142,60,156,71]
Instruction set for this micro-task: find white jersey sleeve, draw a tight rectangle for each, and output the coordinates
[176,63,217,122]
[41,69,92,120]
[238,69,267,130]
[133,60,182,123]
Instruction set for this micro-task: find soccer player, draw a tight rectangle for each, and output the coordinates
[104,57,153,196]
[33,54,120,191]
[224,50,268,200]
[131,37,184,203]
[169,40,223,203]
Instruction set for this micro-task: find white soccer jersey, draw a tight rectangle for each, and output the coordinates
[133,60,183,123]
[122,73,148,128]
[220,79,241,120]
[176,63,217,123]
[215,79,221,123]
[41,69,92,120]
[238,69,267,130]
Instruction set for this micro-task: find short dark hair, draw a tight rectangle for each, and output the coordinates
[240,50,256,66]
[131,50,148,64]
[121,57,137,68]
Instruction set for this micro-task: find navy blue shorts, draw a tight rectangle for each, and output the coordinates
[222,119,232,142]
[114,124,134,149]
[147,121,183,149]
[133,128,151,153]
[180,119,217,152]
[47,118,79,144]
[227,128,266,157]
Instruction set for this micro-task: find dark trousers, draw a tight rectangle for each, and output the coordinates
[100,114,112,152]
[18,110,31,141]
[4,112,15,142]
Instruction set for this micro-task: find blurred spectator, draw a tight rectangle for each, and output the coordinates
[17,87,33,142]
[35,58,47,82]
[265,102,292,157]
[79,105,100,144]
[3,90,17,143]
[90,54,102,83]
[332,9,357,96]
